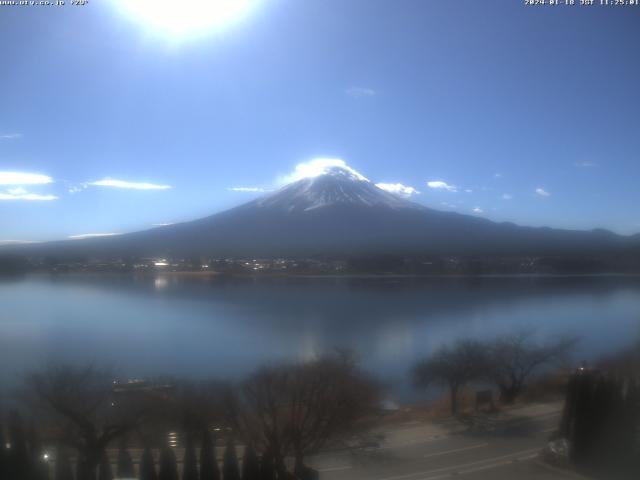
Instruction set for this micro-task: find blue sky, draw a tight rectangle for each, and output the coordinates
[1,0,639,242]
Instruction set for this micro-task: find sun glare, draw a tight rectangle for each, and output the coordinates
[116,0,260,37]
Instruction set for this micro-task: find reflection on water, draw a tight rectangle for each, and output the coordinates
[154,276,169,289]
[1,274,639,400]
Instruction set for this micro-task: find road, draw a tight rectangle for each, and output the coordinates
[310,403,585,480]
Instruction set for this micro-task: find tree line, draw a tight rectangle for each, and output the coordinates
[413,331,577,415]
[0,352,379,480]
[3,332,636,480]
[414,334,639,476]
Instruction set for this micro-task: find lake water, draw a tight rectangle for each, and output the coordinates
[1,274,639,400]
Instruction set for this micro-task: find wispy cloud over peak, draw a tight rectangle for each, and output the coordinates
[88,178,172,190]
[375,183,420,198]
[280,158,368,184]
[0,133,22,140]
[228,187,265,192]
[68,233,121,240]
[535,187,551,197]
[472,207,484,214]
[427,180,457,192]
[345,87,376,98]
[0,171,53,185]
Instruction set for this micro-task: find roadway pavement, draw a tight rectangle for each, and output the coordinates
[310,402,587,480]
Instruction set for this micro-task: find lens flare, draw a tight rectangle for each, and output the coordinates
[115,0,260,38]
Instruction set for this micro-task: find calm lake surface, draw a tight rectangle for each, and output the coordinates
[1,274,639,400]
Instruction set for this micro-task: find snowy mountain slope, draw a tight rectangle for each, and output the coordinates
[255,166,420,212]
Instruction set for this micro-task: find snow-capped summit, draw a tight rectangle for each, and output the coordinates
[313,164,369,182]
[257,164,421,212]
[279,158,369,184]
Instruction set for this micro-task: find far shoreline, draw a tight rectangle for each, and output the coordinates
[8,270,640,281]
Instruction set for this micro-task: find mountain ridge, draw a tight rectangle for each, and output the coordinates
[2,166,639,260]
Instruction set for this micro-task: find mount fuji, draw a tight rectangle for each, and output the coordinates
[5,165,640,259]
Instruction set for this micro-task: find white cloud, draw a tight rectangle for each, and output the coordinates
[494,173,502,178]
[280,158,368,184]
[345,87,376,98]
[0,133,22,140]
[427,180,457,192]
[0,171,53,185]
[68,185,87,194]
[0,190,57,201]
[228,187,265,192]
[465,189,473,193]
[89,178,171,190]
[535,187,551,197]
[502,193,513,200]
[152,223,174,227]
[23,194,57,201]
[472,207,484,214]
[0,239,40,245]
[68,233,121,239]
[574,161,596,168]
[375,183,420,198]
[0,173,58,200]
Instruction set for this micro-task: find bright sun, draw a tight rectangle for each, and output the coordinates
[116,0,260,37]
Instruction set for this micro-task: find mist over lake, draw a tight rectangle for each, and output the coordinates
[1,274,639,400]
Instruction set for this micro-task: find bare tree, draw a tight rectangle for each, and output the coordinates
[287,354,379,472]
[229,365,290,477]
[413,340,488,416]
[23,365,156,480]
[230,352,379,476]
[486,332,577,404]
